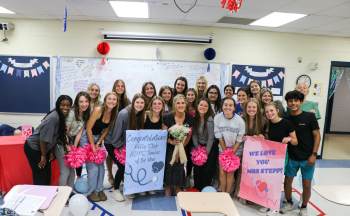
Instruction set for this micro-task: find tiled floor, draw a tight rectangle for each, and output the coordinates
[1,160,349,216]
[322,134,350,159]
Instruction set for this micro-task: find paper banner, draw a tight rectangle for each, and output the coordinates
[0,63,8,73]
[247,78,254,85]
[239,75,247,84]
[24,70,30,78]
[232,70,241,79]
[7,67,14,75]
[16,70,21,78]
[278,71,285,79]
[31,69,38,77]
[261,80,267,88]
[267,79,273,87]
[273,76,280,84]
[37,66,44,74]
[42,61,50,69]
[8,58,38,68]
[245,66,274,77]
[238,137,287,212]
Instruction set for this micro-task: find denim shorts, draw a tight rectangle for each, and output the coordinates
[285,158,315,180]
[79,129,101,147]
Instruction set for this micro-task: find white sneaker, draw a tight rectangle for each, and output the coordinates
[148,190,156,195]
[266,209,278,216]
[280,202,294,214]
[283,194,287,203]
[125,193,135,199]
[259,207,270,213]
[299,208,308,216]
[111,190,125,202]
[139,192,146,196]
[298,195,303,208]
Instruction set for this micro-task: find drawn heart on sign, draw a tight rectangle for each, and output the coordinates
[267,198,279,209]
[256,180,267,192]
[242,162,249,170]
[152,161,164,173]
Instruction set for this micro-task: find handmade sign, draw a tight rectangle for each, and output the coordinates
[21,125,32,140]
[124,130,167,195]
[238,137,287,212]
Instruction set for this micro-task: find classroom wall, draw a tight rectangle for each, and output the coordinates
[1,18,350,153]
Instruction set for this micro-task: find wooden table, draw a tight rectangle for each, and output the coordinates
[177,192,241,216]
[3,185,72,216]
[313,185,350,206]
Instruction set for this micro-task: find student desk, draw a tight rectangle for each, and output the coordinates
[3,185,72,216]
[0,136,60,193]
[313,185,350,206]
[177,192,241,216]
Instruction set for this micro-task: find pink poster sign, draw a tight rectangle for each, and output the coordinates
[238,137,287,211]
[22,125,32,140]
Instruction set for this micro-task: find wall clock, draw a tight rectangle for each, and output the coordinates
[296,75,311,88]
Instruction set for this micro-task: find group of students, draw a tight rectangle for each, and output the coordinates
[24,76,321,216]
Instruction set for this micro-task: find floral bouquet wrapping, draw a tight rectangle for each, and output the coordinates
[168,123,192,165]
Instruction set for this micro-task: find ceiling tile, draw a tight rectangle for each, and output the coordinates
[310,18,350,31]
[277,0,349,14]
[118,18,150,23]
[0,0,48,15]
[242,25,273,31]
[239,0,295,11]
[316,2,350,18]
[0,14,27,19]
[338,28,350,33]
[182,21,213,26]
[212,23,245,28]
[150,5,186,20]
[24,14,58,19]
[174,0,222,7]
[27,0,82,16]
[281,15,344,30]
[151,19,182,24]
[327,32,350,37]
[270,28,302,33]
[299,30,332,36]
[54,15,88,20]
[67,0,116,17]
[226,9,272,19]
[87,16,119,21]
[184,5,229,22]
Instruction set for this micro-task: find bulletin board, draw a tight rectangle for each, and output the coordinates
[0,55,51,114]
[231,64,285,101]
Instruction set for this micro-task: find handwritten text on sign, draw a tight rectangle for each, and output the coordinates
[124,130,167,195]
[238,137,287,212]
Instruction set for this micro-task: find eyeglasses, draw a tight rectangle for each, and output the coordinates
[208,92,218,95]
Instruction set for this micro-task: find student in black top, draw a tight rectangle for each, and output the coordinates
[173,76,188,96]
[280,90,320,216]
[205,85,222,115]
[24,95,72,185]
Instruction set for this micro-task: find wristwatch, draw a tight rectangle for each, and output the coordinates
[312,152,317,156]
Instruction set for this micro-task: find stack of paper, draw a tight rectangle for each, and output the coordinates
[2,193,46,216]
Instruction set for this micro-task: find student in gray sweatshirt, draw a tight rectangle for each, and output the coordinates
[104,93,146,202]
[192,98,218,191]
[214,97,245,194]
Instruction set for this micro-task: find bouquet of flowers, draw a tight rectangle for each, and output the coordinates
[168,123,192,165]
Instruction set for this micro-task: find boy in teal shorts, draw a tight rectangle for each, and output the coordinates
[281,90,321,216]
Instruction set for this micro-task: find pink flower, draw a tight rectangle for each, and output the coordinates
[189,131,192,135]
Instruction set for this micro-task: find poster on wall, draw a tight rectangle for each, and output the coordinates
[231,64,285,101]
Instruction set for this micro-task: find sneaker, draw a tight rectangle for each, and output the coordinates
[299,208,308,216]
[298,195,303,208]
[266,209,278,216]
[185,176,191,188]
[111,190,125,202]
[283,194,287,203]
[280,202,294,214]
[126,193,135,199]
[98,191,107,201]
[87,192,101,202]
[148,190,156,195]
[139,192,146,196]
[259,207,270,213]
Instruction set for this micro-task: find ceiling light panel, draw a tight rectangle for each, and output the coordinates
[250,12,307,27]
[109,1,149,18]
[0,6,15,14]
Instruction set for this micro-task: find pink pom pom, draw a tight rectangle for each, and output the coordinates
[219,148,241,172]
[84,143,107,164]
[191,144,208,166]
[114,145,126,165]
[62,146,87,168]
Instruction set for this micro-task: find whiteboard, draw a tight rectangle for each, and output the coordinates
[52,57,230,106]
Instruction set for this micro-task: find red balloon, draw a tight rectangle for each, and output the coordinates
[97,42,110,55]
[186,188,199,192]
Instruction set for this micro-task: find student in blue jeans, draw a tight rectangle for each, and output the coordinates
[280,90,321,216]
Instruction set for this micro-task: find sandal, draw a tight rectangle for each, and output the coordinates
[108,177,114,186]
[165,186,171,196]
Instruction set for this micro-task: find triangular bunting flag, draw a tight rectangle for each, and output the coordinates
[31,69,38,77]
[43,61,50,69]
[24,70,30,78]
